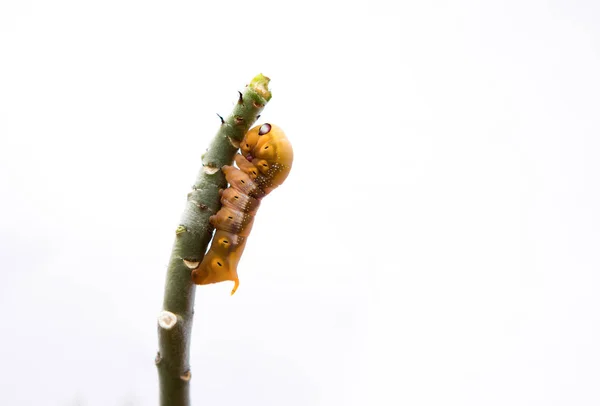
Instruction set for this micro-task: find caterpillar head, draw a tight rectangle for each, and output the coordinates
[240,123,293,191]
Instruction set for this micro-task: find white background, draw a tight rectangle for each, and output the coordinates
[1,1,599,405]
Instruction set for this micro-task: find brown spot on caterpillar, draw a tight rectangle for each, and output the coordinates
[217,237,231,249]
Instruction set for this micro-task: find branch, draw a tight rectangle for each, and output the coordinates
[156,74,272,406]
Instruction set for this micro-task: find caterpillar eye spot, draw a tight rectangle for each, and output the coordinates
[228,216,233,220]
[223,240,229,244]
[258,123,272,135]
[240,180,245,184]
[234,196,239,199]
[264,146,269,150]
[217,262,222,267]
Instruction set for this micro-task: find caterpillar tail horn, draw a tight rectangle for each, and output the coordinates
[231,278,240,296]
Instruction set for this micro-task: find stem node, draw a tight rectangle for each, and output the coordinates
[158,311,178,330]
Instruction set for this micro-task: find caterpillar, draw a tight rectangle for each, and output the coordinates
[191,123,293,295]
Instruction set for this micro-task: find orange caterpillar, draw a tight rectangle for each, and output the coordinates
[191,123,293,294]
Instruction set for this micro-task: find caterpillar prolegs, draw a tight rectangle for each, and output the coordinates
[191,123,293,295]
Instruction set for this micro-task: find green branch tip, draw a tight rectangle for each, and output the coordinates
[249,73,272,101]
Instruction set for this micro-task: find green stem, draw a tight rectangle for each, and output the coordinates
[156,74,272,406]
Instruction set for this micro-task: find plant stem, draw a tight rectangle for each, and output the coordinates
[156,74,272,406]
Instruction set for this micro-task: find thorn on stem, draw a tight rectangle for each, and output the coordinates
[237,91,243,105]
[217,113,225,124]
[256,114,261,120]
